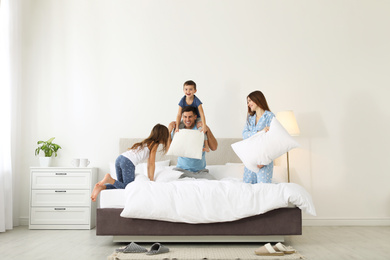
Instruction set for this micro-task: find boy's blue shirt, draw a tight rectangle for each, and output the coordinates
[178,95,202,118]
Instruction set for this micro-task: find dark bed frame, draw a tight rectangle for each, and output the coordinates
[96,208,301,242]
[95,138,302,242]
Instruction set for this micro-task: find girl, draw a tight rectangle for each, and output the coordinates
[91,124,171,201]
[242,90,275,184]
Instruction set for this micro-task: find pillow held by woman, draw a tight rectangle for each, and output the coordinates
[231,118,299,172]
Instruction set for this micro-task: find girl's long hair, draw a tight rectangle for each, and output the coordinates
[247,90,271,117]
[130,124,170,153]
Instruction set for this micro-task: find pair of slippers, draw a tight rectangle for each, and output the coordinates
[116,242,169,255]
[255,242,296,256]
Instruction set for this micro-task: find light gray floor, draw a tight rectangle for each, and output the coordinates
[0,226,389,260]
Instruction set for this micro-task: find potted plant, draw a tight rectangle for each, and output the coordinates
[35,137,62,167]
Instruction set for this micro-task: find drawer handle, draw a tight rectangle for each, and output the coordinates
[55,190,66,193]
[55,173,67,175]
[54,208,66,211]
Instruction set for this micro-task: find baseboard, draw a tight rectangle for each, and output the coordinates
[18,217,29,226]
[303,218,390,226]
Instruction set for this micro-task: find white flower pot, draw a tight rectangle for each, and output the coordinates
[39,157,52,167]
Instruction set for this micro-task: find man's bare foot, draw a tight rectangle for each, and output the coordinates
[98,173,115,186]
[91,183,106,202]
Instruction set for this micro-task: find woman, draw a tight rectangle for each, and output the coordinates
[91,124,171,201]
[242,90,275,183]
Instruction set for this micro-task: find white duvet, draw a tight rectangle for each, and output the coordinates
[120,178,316,224]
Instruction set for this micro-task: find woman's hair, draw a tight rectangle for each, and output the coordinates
[130,124,170,153]
[247,90,271,117]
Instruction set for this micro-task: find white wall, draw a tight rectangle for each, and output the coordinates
[14,0,390,225]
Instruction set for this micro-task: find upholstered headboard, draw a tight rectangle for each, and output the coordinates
[119,138,242,165]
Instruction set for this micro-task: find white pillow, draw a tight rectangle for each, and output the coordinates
[109,162,116,180]
[136,160,170,176]
[225,163,245,179]
[231,118,299,173]
[206,165,228,180]
[134,173,150,182]
[154,166,183,182]
[207,163,245,180]
[167,129,204,159]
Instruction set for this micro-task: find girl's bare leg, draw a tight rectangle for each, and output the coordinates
[98,173,115,185]
[91,174,115,202]
[91,183,106,202]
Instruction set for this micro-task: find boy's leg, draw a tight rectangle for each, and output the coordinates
[196,118,203,129]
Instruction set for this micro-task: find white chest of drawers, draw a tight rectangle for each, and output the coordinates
[29,167,98,229]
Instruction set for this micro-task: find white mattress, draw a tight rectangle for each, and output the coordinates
[100,189,126,208]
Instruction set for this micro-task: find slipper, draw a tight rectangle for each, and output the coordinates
[146,243,169,255]
[116,242,147,253]
[273,242,296,254]
[255,243,284,256]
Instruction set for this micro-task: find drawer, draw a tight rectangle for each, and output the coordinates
[30,207,90,225]
[31,171,90,189]
[31,190,90,207]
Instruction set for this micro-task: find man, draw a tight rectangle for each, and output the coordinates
[168,106,218,179]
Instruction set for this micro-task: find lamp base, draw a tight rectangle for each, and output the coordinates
[286,152,290,183]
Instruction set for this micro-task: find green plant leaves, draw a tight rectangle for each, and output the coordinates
[35,137,62,157]
[47,137,55,144]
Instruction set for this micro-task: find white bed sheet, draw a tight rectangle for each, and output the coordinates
[98,183,298,210]
[119,177,316,224]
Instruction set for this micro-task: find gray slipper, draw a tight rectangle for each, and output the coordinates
[146,243,169,255]
[116,242,147,253]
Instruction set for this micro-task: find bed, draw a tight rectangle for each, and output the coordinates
[96,138,315,242]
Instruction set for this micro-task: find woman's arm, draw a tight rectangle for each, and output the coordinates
[258,112,274,133]
[147,143,158,181]
[175,106,182,132]
[242,117,257,139]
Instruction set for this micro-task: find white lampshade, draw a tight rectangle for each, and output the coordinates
[276,110,300,136]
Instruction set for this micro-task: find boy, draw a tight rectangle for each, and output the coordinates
[175,80,209,152]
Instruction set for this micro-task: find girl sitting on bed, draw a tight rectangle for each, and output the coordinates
[91,123,171,202]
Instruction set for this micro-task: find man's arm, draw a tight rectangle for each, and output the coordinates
[205,127,218,151]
